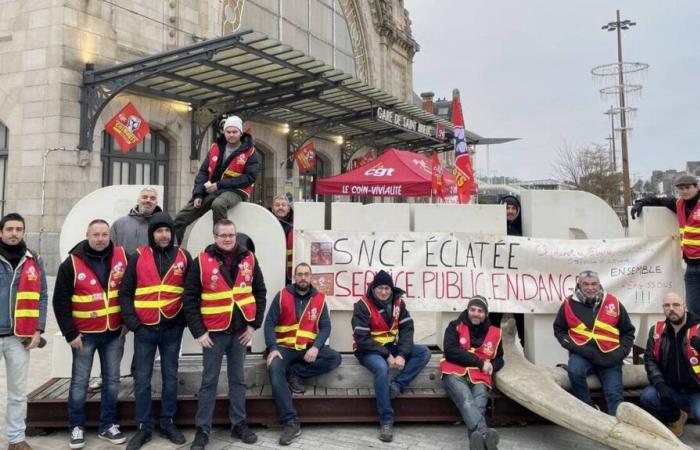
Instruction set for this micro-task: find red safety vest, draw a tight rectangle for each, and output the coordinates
[564,294,621,353]
[440,323,502,389]
[206,142,256,199]
[199,251,256,331]
[651,321,700,383]
[677,198,700,260]
[70,247,127,333]
[353,295,401,351]
[285,226,293,281]
[13,255,42,337]
[133,246,188,325]
[274,289,325,350]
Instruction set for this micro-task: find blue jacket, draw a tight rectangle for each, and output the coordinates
[0,251,48,336]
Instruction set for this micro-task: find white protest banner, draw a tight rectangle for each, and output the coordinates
[294,231,683,314]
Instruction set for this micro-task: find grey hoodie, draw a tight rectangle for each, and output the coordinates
[110,205,163,254]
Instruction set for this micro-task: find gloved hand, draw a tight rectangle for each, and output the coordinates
[655,382,676,406]
[690,336,700,352]
[630,200,644,220]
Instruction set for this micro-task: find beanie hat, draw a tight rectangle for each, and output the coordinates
[371,270,394,289]
[467,295,488,313]
[223,115,243,132]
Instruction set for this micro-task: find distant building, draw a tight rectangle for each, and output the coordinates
[516,179,572,190]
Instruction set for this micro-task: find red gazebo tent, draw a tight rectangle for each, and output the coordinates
[316,148,456,197]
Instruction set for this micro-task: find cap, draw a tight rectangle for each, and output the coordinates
[674,174,698,187]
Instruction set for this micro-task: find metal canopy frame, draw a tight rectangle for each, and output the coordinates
[79,29,487,161]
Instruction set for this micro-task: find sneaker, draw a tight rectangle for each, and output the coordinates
[159,423,186,445]
[484,428,499,450]
[287,374,306,394]
[98,424,127,445]
[389,382,401,400]
[668,409,688,437]
[190,429,208,450]
[126,429,151,450]
[278,422,302,446]
[9,441,34,450]
[69,426,85,449]
[88,379,102,392]
[379,423,393,442]
[231,421,258,444]
[469,431,485,450]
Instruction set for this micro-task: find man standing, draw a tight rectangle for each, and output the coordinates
[53,219,128,449]
[553,270,636,415]
[182,219,266,449]
[0,213,48,450]
[640,292,700,437]
[269,194,294,284]
[441,295,502,450]
[631,174,700,315]
[118,213,191,449]
[352,270,431,442]
[174,116,260,244]
[111,187,162,254]
[264,263,341,445]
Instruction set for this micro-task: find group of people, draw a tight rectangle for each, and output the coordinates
[0,113,699,450]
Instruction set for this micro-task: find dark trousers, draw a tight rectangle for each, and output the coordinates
[640,384,700,423]
[566,352,623,415]
[685,264,700,317]
[489,312,525,345]
[133,325,184,431]
[268,346,342,424]
[173,191,242,243]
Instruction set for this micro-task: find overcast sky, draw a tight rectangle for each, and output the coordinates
[404,0,700,182]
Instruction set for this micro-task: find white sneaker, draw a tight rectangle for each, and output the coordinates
[69,426,85,449]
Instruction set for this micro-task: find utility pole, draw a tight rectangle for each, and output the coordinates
[613,10,632,211]
[605,105,617,172]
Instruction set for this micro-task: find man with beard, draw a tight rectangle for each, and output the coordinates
[631,175,700,316]
[264,263,341,445]
[352,270,431,442]
[640,292,700,438]
[53,219,128,448]
[269,195,294,284]
[174,116,260,244]
[118,212,191,449]
[0,213,48,450]
[553,270,635,415]
[110,187,162,254]
[441,295,503,450]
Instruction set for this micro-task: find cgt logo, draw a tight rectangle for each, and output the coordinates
[364,166,395,177]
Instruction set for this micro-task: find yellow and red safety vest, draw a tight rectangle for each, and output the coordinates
[199,251,256,331]
[677,198,700,260]
[563,294,621,353]
[70,247,127,333]
[274,289,325,350]
[652,320,700,383]
[440,323,502,389]
[353,295,401,351]
[13,254,42,337]
[133,245,188,325]
[206,142,256,199]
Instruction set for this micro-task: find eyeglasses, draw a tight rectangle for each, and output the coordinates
[215,233,236,240]
[295,272,312,278]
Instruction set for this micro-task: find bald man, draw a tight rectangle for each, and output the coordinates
[641,292,700,438]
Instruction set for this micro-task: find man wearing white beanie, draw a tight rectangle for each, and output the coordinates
[174,115,260,244]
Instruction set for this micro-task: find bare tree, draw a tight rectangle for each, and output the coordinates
[552,142,622,206]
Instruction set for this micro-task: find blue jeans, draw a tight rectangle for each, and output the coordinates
[268,346,342,424]
[442,374,489,436]
[133,325,184,431]
[195,332,247,434]
[640,384,700,423]
[360,345,431,425]
[566,352,623,415]
[0,336,29,444]
[685,265,700,318]
[68,332,124,431]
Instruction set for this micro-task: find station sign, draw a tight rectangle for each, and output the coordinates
[373,106,444,141]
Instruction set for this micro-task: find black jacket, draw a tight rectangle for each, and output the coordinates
[182,243,267,338]
[269,206,294,237]
[639,192,700,265]
[553,294,636,367]
[443,309,504,372]
[351,284,415,359]
[118,213,192,331]
[644,314,700,393]
[192,134,260,199]
[53,240,121,343]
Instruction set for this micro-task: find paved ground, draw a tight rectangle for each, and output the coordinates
[2,278,700,449]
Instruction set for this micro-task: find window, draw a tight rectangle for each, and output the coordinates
[298,151,329,201]
[101,130,170,210]
[0,122,7,216]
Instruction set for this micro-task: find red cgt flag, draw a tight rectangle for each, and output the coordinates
[294,142,316,173]
[105,102,150,153]
[431,150,445,201]
[452,95,474,204]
